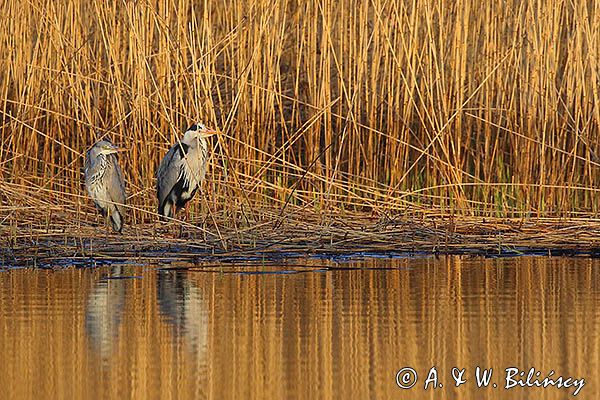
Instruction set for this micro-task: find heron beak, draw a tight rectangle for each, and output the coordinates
[199,129,220,138]
[108,146,127,154]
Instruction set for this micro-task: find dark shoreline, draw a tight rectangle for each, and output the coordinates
[4,216,600,268]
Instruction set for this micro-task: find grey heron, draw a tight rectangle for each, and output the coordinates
[84,140,127,232]
[156,123,218,220]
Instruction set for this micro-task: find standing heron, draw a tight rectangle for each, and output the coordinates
[84,140,127,232]
[156,123,218,220]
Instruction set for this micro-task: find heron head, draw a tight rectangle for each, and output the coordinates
[91,140,123,158]
[183,122,220,143]
[100,141,120,155]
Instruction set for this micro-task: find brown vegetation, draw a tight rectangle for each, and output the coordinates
[2,0,600,255]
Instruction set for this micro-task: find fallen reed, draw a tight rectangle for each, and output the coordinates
[2,0,600,234]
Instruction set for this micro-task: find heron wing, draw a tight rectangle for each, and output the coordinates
[83,149,94,187]
[156,142,189,208]
[84,149,105,212]
[106,154,127,216]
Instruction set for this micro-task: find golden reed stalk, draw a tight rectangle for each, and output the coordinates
[2,0,600,223]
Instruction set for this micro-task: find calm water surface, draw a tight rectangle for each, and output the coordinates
[0,256,598,399]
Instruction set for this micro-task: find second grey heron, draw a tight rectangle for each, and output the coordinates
[84,140,127,232]
[156,123,218,220]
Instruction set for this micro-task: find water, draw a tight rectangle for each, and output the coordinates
[0,256,598,399]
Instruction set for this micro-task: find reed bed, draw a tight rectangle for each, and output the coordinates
[3,0,600,259]
[6,206,600,267]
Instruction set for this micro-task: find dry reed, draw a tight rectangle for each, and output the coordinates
[2,0,600,255]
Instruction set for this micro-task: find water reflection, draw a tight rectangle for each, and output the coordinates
[0,256,597,399]
[85,267,126,361]
[156,270,208,356]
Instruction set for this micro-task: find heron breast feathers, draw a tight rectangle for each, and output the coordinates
[86,156,108,187]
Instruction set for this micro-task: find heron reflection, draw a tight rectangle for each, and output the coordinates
[85,267,127,362]
[157,270,208,356]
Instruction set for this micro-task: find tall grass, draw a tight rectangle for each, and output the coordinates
[2,0,600,224]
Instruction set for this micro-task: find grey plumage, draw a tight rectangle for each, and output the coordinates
[84,140,127,232]
[156,123,217,219]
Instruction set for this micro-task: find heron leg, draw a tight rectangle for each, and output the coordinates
[165,205,179,239]
[104,211,110,241]
[181,206,192,238]
[178,206,186,239]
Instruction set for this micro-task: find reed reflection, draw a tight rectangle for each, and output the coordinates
[0,256,597,400]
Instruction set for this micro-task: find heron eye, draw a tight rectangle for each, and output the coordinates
[189,124,198,131]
